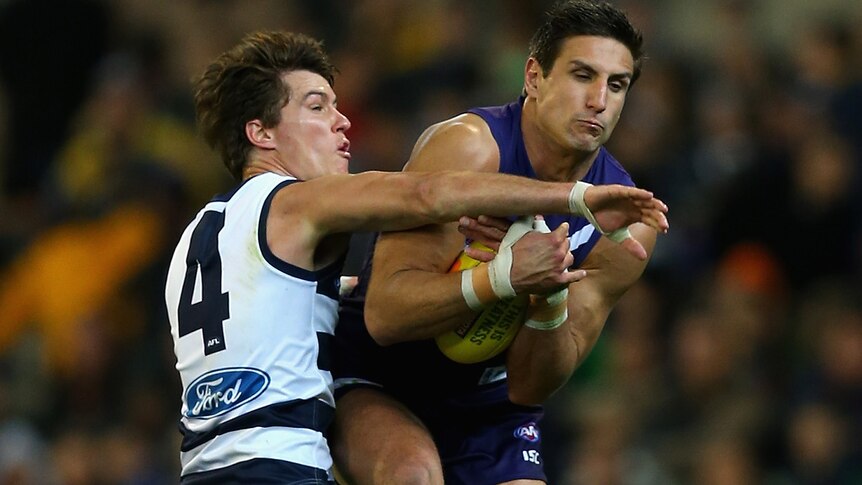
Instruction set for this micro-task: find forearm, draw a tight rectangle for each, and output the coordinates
[418,171,573,221]
[365,268,477,345]
[364,224,480,345]
[505,228,656,405]
[506,300,609,405]
[312,171,574,235]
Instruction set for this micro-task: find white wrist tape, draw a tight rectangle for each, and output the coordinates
[524,288,569,330]
[523,217,569,330]
[567,181,632,244]
[487,249,516,299]
[486,216,535,299]
[460,269,485,311]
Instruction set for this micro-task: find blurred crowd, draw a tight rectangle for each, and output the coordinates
[0,0,860,484]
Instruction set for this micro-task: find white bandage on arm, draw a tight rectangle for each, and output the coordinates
[522,216,568,330]
[460,264,498,311]
[459,217,535,309]
[567,181,632,243]
[487,216,535,299]
[524,287,568,330]
[460,269,485,311]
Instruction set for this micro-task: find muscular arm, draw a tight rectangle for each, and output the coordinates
[363,114,503,344]
[505,223,657,405]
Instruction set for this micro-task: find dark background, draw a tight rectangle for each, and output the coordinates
[1,1,860,483]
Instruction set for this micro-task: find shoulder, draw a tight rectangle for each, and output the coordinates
[588,148,635,187]
[406,113,499,173]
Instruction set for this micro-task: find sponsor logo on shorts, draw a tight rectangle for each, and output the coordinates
[184,367,270,419]
[514,422,540,442]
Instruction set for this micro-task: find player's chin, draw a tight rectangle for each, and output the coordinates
[334,157,350,173]
[570,137,601,153]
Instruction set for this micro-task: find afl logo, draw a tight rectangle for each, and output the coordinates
[184,367,270,419]
[514,422,540,442]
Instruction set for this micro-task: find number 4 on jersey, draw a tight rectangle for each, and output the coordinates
[178,210,230,355]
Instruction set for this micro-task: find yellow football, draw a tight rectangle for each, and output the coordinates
[435,242,529,364]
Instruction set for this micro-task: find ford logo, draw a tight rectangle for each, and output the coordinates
[184,367,270,419]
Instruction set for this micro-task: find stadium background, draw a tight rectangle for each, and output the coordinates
[1,0,860,483]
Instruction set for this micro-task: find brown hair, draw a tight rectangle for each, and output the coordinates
[193,31,337,180]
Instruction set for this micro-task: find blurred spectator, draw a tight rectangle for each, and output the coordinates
[0,0,109,198]
[0,1,861,483]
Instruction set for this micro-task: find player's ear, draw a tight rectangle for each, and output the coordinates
[524,57,542,97]
[246,120,275,149]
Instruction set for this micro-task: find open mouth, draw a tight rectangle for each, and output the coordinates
[338,140,351,158]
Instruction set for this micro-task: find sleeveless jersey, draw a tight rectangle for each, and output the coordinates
[165,172,341,482]
[468,97,635,266]
[332,98,635,401]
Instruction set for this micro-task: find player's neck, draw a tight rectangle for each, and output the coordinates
[243,155,297,181]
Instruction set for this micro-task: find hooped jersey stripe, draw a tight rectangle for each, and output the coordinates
[179,398,335,452]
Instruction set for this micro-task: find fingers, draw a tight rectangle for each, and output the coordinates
[562,269,587,284]
[635,208,669,233]
[458,216,507,250]
[475,215,512,232]
[647,211,669,233]
[625,185,654,200]
[620,237,648,261]
[463,245,497,263]
[551,221,570,241]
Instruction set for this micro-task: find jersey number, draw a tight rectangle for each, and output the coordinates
[178,210,230,355]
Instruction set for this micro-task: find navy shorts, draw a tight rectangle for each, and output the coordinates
[334,291,548,484]
[424,385,547,485]
[337,380,547,485]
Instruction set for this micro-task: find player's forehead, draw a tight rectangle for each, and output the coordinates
[282,70,336,103]
[551,35,634,76]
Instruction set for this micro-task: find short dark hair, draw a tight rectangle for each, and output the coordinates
[529,0,644,84]
[193,31,337,180]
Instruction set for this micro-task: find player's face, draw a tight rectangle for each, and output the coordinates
[531,36,634,154]
[272,70,351,179]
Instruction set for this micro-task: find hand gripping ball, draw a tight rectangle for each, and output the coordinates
[434,242,529,364]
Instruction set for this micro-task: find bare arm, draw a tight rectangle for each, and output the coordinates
[505,223,657,405]
[264,114,587,272]
[363,114,509,344]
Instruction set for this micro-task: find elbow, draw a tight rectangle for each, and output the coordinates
[507,374,558,406]
[507,368,570,406]
[414,174,454,221]
[364,295,403,347]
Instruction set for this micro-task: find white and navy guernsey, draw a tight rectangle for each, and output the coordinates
[165,172,341,484]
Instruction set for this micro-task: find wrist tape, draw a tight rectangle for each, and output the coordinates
[524,288,569,330]
[524,216,568,330]
[461,264,495,311]
[567,181,632,244]
[460,216,535,310]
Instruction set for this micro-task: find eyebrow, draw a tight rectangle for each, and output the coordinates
[303,90,337,106]
[569,60,632,81]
